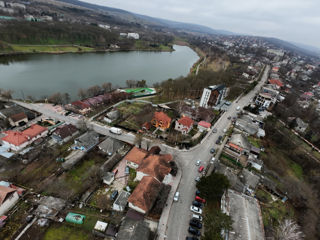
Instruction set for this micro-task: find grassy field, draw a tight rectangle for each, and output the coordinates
[10,44,94,53]
[43,224,89,240]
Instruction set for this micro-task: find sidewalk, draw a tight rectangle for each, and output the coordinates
[157,161,182,240]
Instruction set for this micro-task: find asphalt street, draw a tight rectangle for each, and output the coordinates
[13,65,270,240]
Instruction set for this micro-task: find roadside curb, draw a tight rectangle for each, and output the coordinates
[157,160,183,240]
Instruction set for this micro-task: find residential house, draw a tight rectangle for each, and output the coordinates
[268,79,284,89]
[0,186,19,215]
[102,172,115,185]
[199,85,226,108]
[294,118,308,133]
[113,191,131,212]
[117,217,150,240]
[221,189,265,240]
[235,115,265,137]
[73,131,99,152]
[104,110,119,123]
[197,121,211,132]
[51,124,78,144]
[226,133,251,156]
[248,154,263,171]
[151,112,171,131]
[98,137,124,156]
[255,92,273,108]
[175,116,194,134]
[1,124,48,151]
[128,176,161,214]
[8,112,28,127]
[124,147,148,169]
[127,33,140,39]
[136,154,172,182]
[70,101,91,114]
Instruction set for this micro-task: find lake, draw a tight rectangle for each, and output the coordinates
[0,45,199,100]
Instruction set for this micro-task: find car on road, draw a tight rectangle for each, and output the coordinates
[192,214,203,222]
[190,218,202,229]
[195,196,206,203]
[195,190,201,196]
[236,106,241,111]
[212,128,217,133]
[210,157,216,164]
[186,237,198,240]
[210,148,215,154]
[198,166,204,173]
[195,176,200,182]
[195,160,201,166]
[227,116,231,120]
[216,135,222,144]
[192,201,203,208]
[190,205,202,214]
[188,226,201,236]
[173,192,180,202]
[223,128,227,133]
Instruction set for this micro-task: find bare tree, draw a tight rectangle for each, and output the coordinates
[1,90,13,100]
[102,82,112,93]
[63,93,70,104]
[87,85,101,97]
[78,88,87,99]
[48,92,63,104]
[275,219,304,240]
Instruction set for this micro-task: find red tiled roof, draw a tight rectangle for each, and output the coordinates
[198,121,211,128]
[9,112,27,122]
[228,142,243,152]
[2,124,47,146]
[142,122,151,130]
[137,154,172,182]
[153,112,171,125]
[0,185,16,205]
[177,116,194,128]
[303,92,314,97]
[125,147,148,165]
[269,79,284,87]
[128,176,161,213]
[71,101,90,110]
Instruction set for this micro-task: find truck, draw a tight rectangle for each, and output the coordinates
[109,127,122,135]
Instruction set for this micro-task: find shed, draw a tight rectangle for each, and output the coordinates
[113,191,130,212]
[94,220,108,232]
[65,212,85,224]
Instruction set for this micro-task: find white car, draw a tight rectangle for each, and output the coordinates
[173,192,180,202]
[210,157,216,164]
[190,205,202,214]
[196,160,201,166]
[192,214,203,222]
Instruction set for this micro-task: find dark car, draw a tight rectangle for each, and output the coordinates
[110,190,118,201]
[192,200,203,208]
[216,135,223,144]
[210,148,215,154]
[190,218,202,229]
[195,190,201,196]
[186,236,199,240]
[188,226,201,236]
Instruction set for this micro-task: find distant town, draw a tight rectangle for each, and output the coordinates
[0,0,320,240]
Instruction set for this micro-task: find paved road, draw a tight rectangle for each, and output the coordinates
[13,65,270,240]
[165,65,270,240]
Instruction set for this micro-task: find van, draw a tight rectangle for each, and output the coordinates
[173,192,180,202]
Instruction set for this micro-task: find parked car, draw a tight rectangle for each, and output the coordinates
[173,192,180,202]
[192,201,203,208]
[223,128,227,133]
[195,176,200,182]
[190,218,202,229]
[188,226,201,236]
[216,135,222,144]
[110,190,118,201]
[125,166,130,175]
[186,237,198,240]
[195,190,201,196]
[198,166,204,173]
[192,214,203,222]
[210,148,215,154]
[195,160,201,166]
[212,128,217,133]
[227,116,231,120]
[190,205,202,214]
[210,157,216,164]
[195,196,206,203]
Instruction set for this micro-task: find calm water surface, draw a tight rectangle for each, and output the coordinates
[0,45,199,99]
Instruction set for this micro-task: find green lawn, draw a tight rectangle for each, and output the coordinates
[43,224,89,240]
[10,44,94,53]
[289,161,303,179]
[248,136,261,148]
[116,102,147,115]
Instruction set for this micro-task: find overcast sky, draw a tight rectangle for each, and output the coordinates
[84,0,320,48]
